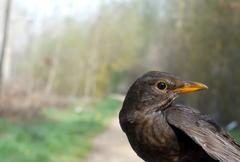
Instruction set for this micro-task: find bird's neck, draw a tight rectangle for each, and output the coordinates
[120,101,170,127]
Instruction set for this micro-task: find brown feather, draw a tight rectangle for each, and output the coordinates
[166,105,240,162]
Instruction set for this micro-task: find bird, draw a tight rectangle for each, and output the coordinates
[119,71,240,162]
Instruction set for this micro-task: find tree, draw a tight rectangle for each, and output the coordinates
[0,0,12,87]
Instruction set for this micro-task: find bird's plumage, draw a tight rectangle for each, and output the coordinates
[119,71,240,162]
[166,105,240,162]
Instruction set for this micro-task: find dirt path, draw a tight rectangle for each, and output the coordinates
[85,117,143,162]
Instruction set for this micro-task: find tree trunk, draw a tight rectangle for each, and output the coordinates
[0,0,12,88]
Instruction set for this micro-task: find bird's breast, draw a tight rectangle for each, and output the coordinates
[126,111,180,162]
[137,112,178,147]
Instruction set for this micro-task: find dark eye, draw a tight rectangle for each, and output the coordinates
[157,82,167,90]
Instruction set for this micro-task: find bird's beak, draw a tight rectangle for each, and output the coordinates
[173,81,208,94]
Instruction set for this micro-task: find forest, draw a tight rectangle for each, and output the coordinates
[0,0,240,162]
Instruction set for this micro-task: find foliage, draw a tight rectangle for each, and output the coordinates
[231,130,240,144]
[14,0,240,124]
[0,97,121,162]
[158,0,240,124]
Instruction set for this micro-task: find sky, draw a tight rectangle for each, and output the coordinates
[14,0,129,21]
[7,0,127,51]
[1,0,129,51]
[13,0,129,32]
[12,0,107,36]
[15,0,103,21]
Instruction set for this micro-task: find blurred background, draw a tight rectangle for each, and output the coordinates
[0,0,240,162]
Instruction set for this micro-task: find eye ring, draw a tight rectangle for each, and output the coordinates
[157,82,167,90]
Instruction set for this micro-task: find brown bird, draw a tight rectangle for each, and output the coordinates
[119,71,240,162]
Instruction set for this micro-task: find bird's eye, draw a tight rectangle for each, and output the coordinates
[157,82,167,90]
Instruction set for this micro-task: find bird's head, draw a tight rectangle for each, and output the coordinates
[123,71,208,113]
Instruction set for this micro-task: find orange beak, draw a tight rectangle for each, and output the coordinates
[173,81,208,94]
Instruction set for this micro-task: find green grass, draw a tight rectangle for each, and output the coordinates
[0,97,121,162]
[230,130,240,143]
